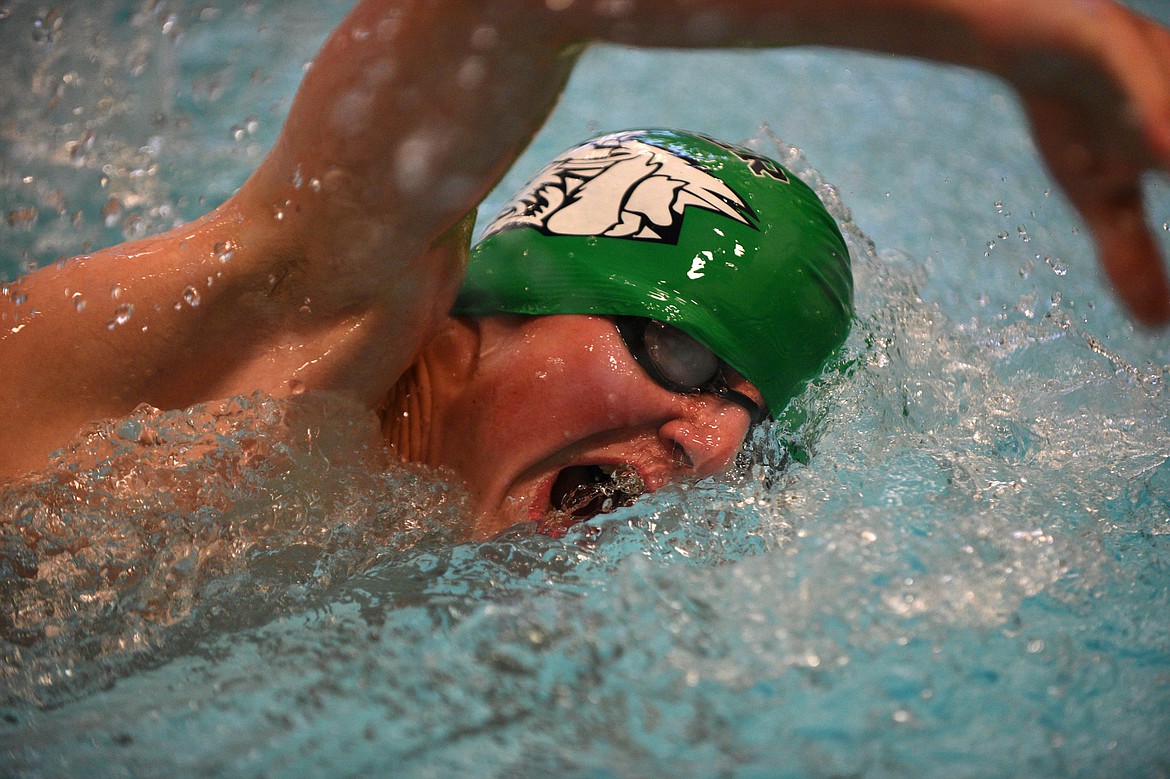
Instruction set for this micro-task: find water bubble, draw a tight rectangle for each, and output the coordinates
[72,292,86,312]
[181,286,201,307]
[107,303,134,330]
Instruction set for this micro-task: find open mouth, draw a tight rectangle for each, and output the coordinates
[538,463,646,537]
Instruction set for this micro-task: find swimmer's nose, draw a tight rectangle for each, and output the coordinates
[657,401,751,477]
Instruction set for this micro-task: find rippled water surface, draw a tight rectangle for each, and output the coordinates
[2,1,1169,776]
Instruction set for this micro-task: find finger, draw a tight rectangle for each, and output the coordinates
[1080,187,1170,327]
[1126,16,1170,170]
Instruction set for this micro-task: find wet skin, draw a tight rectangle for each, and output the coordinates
[382,314,762,540]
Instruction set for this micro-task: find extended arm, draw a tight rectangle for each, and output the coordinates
[2,0,1168,476]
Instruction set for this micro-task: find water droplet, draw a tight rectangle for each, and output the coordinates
[72,291,86,312]
[457,56,486,90]
[32,10,63,45]
[288,379,306,395]
[1017,225,1030,242]
[1044,256,1069,277]
[102,196,122,226]
[6,207,39,230]
[309,178,321,192]
[292,166,304,189]
[111,284,123,300]
[471,24,499,49]
[107,303,134,329]
[181,286,201,307]
[214,240,234,263]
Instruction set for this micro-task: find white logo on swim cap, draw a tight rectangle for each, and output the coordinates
[482,132,755,245]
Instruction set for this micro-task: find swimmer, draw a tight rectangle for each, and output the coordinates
[1,0,1169,539]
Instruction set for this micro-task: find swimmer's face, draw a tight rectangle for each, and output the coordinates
[429,314,762,539]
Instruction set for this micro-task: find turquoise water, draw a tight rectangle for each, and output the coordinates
[3,1,1170,776]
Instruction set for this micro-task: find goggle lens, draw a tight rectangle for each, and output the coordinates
[643,320,721,390]
[614,317,766,425]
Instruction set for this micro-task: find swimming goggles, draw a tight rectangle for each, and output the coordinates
[613,316,766,425]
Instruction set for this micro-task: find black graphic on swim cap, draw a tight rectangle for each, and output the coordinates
[482,132,757,245]
[712,139,791,183]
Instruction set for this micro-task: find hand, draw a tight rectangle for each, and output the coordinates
[1012,2,1170,326]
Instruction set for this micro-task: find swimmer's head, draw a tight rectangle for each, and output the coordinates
[452,129,853,416]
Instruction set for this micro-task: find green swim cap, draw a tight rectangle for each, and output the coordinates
[453,129,853,414]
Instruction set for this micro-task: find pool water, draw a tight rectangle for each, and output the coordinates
[2,1,1169,776]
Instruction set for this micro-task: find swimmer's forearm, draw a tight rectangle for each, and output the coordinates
[245,0,1150,247]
